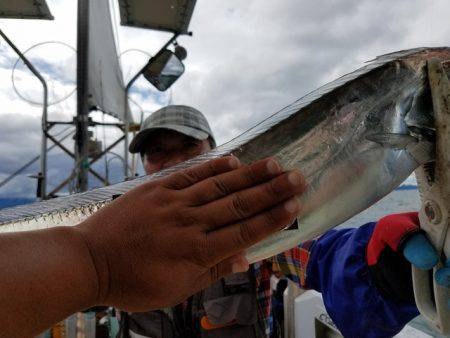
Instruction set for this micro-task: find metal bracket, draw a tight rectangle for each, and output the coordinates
[413,57,450,334]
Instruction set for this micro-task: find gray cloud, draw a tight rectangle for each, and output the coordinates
[171,0,444,143]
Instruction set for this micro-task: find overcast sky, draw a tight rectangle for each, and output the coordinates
[0,0,449,199]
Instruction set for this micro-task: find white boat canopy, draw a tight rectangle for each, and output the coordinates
[118,0,196,34]
[0,0,53,20]
[87,0,127,121]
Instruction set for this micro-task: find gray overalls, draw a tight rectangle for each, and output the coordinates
[118,269,267,338]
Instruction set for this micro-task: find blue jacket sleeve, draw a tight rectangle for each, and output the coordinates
[306,223,419,338]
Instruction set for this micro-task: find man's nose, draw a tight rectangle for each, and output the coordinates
[162,153,190,169]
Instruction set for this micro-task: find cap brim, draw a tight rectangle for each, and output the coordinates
[129,124,210,153]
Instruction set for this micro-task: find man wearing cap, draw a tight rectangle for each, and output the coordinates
[119,105,450,338]
[129,105,216,174]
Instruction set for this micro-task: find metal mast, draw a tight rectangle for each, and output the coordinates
[75,0,90,192]
[0,0,197,198]
[0,29,48,199]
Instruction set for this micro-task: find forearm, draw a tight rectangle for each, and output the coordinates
[0,226,98,337]
[0,157,304,337]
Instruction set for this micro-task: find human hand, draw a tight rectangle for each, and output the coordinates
[367,212,449,304]
[75,156,306,311]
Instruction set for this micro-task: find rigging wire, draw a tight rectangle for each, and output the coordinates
[102,111,108,185]
[0,127,74,190]
[11,41,77,106]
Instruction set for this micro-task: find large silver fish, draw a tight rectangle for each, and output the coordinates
[0,47,448,264]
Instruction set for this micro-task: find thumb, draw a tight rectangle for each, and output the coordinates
[403,233,439,270]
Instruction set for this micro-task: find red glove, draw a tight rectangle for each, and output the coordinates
[366,212,421,302]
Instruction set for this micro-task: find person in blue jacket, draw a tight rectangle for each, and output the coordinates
[277,212,450,338]
[121,105,450,338]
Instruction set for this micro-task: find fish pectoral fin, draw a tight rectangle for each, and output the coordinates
[367,132,435,164]
[366,133,418,149]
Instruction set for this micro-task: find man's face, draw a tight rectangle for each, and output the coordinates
[142,129,212,175]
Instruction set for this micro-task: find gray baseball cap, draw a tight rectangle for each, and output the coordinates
[129,105,216,154]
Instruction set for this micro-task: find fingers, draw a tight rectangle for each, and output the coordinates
[196,170,305,231]
[161,156,241,190]
[402,233,439,270]
[184,158,283,206]
[196,254,250,291]
[205,197,300,263]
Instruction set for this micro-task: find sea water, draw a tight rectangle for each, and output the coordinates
[338,175,420,229]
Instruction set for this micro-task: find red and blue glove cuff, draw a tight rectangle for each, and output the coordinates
[366,212,421,303]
